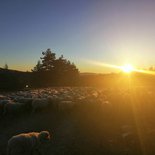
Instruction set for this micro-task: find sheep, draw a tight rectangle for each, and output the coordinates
[15,98,33,112]
[58,100,75,112]
[0,95,8,100]
[0,100,12,116]
[47,96,61,110]
[14,97,32,104]
[7,131,51,155]
[3,101,27,116]
[31,98,50,113]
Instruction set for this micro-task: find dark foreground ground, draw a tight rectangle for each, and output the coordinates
[1,87,155,155]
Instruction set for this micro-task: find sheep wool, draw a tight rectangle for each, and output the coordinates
[7,131,50,155]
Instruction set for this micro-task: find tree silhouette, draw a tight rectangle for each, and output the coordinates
[4,63,8,70]
[32,48,79,86]
[40,48,56,71]
[149,66,155,71]
[53,55,79,76]
[32,60,42,72]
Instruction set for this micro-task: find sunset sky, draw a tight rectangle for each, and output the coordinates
[0,0,155,73]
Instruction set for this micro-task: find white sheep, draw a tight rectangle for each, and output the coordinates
[7,131,51,155]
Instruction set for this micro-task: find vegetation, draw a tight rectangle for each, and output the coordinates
[4,63,8,70]
[32,49,78,73]
[32,49,79,87]
[0,49,155,90]
[149,66,155,71]
[31,60,42,72]
[0,49,80,90]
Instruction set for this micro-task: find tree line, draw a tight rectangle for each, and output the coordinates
[31,49,80,87]
[1,49,155,90]
[0,49,80,90]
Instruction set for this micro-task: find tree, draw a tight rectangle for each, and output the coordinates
[32,60,42,72]
[40,48,56,71]
[53,55,79,75]
[32,48,79,86]
[4,63,8,70]
[53,55,67,72]
[149,66,155,71]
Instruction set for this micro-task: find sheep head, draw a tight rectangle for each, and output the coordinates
[38,131,51,144]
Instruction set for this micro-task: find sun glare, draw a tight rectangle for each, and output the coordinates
[121,64,134,73]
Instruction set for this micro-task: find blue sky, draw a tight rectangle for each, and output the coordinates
[0,0,155,72]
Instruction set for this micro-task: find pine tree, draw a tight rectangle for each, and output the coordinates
[40,48,56,71]
[4,63,8,70]
[32,48,79,86]
[32,60,42,72]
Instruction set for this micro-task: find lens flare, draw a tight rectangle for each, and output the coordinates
[121,64,134,73]
[85,59,155,75]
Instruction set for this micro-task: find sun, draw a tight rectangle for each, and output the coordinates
[121,64,134,73]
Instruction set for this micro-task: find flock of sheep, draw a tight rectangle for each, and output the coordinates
[1,86,155,155]
[0,87,114,155]
[0,86,154,122]
[0,87,112,117]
